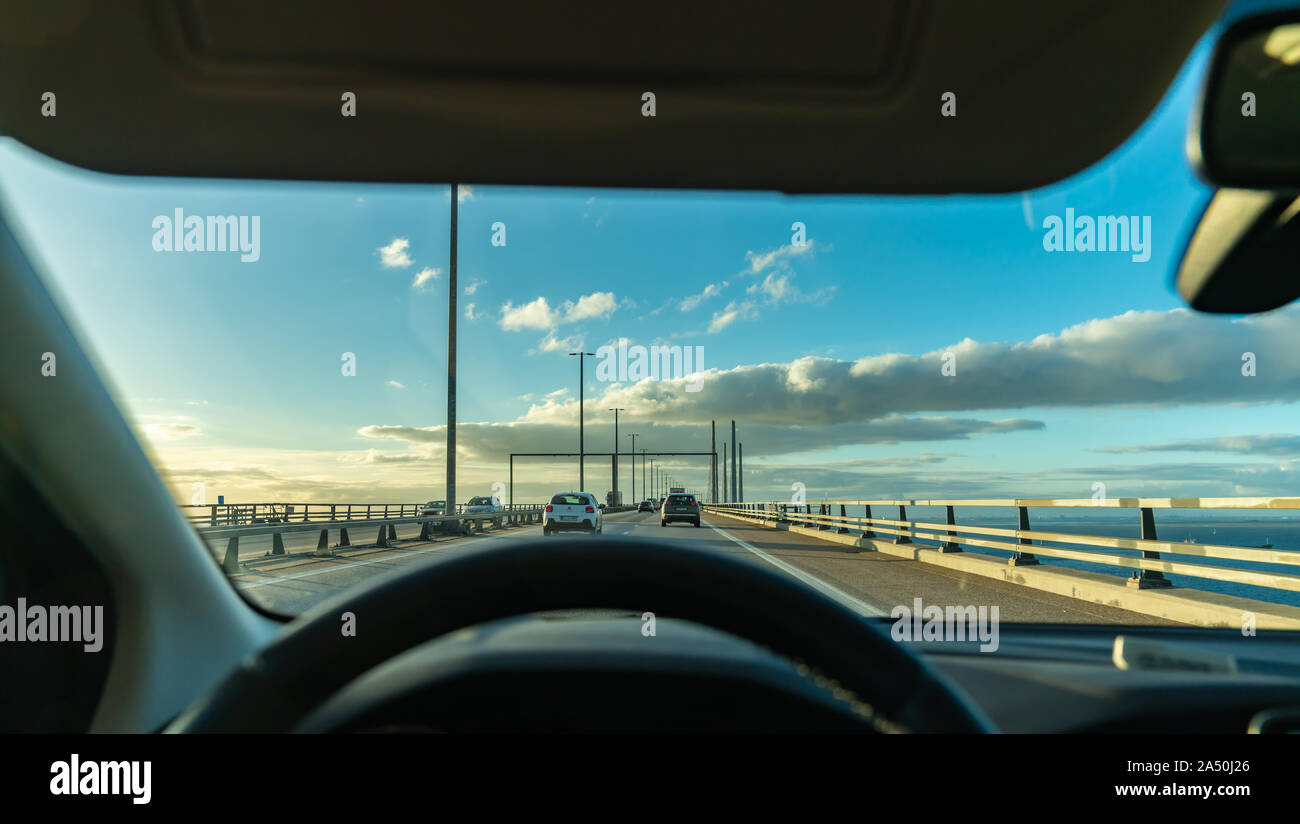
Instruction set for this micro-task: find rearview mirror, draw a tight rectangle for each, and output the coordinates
[1194,10,1300,188]
[1175,188,1300,313]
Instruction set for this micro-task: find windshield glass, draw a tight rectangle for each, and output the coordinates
[5,33,1300,633]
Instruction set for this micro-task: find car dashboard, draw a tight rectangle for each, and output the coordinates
[292,612,1300,733]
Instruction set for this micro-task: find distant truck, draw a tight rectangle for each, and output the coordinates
[605,490,623,507]
[669,487,685,494]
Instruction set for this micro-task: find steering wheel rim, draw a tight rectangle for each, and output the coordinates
[167,538,995,733]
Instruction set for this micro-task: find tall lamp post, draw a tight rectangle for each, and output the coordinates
[568,351,595,491]
[626,433,638,502]
[640,448,647,503]
[608,407,624,505]
[446,183,459,516]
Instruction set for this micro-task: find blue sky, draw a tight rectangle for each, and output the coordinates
[4,0,1300,505]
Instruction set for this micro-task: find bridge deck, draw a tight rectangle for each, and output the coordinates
[218,510,1175,624]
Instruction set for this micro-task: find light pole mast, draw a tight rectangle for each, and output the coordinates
[609,407,624,504]
[568,351,594,491]
[626,433,638,502]
[446,183,458,515]
[731,419,737,503]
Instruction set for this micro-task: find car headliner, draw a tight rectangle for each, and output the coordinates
[0,0,1225,193]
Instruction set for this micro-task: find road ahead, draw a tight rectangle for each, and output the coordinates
[220,509,1174,624]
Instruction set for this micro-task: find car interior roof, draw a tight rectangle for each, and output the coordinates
[0,0,1225,193]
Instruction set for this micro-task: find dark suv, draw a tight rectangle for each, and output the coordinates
[660,493,701,528]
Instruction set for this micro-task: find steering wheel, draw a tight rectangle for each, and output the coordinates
[167,539,994,733]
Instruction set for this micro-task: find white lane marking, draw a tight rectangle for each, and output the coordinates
[706,523,886,617]
[237,526,542,589]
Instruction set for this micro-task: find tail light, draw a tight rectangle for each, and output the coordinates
[545,504,553,512]
[585,505,595,513]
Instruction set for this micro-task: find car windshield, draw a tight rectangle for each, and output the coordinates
[5,32,1300,636]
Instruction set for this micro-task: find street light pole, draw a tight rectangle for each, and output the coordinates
[626,433,638,502]
[609,407,624,504]
[568,351,595,491]
[640,448,647,502]
[446,183,458,516]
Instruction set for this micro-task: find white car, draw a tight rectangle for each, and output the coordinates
[420,500,446,517]
[543,492,603,535]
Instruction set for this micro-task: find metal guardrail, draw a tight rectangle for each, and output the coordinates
[181,501,540,526]
[190,502,547,573]
[704,498,1300,593]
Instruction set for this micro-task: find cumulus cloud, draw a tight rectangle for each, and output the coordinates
[499,297,559,331]
[498,292,619,332]
[411,267,440,289]
[563,291,617,322]
[585,306,1300,425]
[378,237,414,268]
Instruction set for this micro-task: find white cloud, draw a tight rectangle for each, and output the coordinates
[378,237,415,268]
[499,291,618,332]
[499,297,560,331]
[464,278,485,295]
[411,267,440,289]
[1095,434,1300,456]
[386,380,406,390]
[561,291,617,323]
[746,271,835,306]
[531,330,583,354]
[744,240,817,275]
[680,281,727,312]
[707,299,758,333]
[464,303,480,321]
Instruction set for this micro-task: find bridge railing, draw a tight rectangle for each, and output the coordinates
[704,497,1300,594]
[184,501,547,572]
[181,501,541,527]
